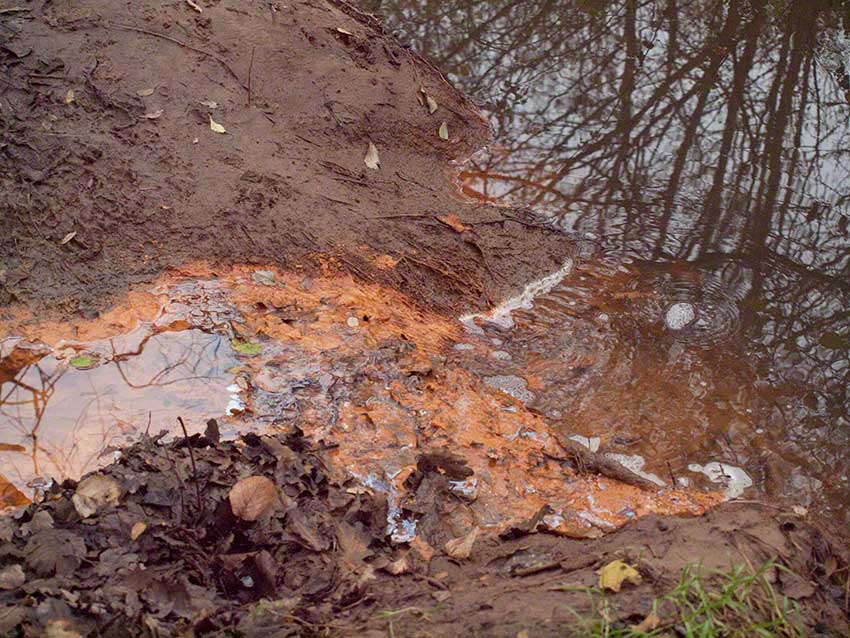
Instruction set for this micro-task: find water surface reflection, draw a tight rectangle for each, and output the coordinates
[369,0,850,522]
[0,330,237,500]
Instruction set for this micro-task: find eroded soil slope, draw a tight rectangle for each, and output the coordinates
[0,0,568,320]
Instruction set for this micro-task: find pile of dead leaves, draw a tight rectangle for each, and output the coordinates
[0,423,393,637]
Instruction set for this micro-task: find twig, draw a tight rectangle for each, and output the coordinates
[110,23,248,91]
[247,46,255,107]
[177,416,203,514]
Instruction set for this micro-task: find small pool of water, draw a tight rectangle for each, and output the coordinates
[365,0,850,524]
[0,329,239,497]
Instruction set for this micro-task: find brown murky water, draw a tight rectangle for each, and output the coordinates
[364,0,850,524]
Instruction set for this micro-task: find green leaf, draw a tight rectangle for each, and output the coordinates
[69,354,96,369]
[230,339,262,356]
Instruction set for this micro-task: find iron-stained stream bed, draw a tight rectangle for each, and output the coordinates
[2,0,850,534]
[360,0,850,529]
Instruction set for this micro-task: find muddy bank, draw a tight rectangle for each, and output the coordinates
[0,0,568,320]
[1,429,848,637]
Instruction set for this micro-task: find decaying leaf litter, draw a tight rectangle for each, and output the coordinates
[0,0,849,636]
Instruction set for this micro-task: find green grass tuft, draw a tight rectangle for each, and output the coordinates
[578,560,805,638]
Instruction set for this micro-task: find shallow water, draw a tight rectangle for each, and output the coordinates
[0,329,238,496]
[367,0,850,523]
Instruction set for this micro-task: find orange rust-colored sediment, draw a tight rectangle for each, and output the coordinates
[0,263,724,537]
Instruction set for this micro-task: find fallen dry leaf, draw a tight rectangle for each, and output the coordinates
[385,554,409,575]
[200,99,218,108]
[209,114,226,134]
[631,613,661,632]
[44,620,83,638]
[60,230,76,245]
[136,87,155,97]
[426,94,438,114]
[597,560,642,592]
[437,214,469,233]
[130,521,147,540]
[185,0,202,12]
[63,88,75,104]
[229,475,278,521]
[143,109,164,120]
[445,526,478,560]
[72,475,121,518]
[0,564,24,590]
[364,140,380,170]
[336,27,353,36]
[438,121,449,140]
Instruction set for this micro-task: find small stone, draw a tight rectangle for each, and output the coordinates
[346,316,359,328]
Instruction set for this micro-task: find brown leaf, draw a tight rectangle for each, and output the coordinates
[631,613,661,632]
[24,529,86,576]
[72,475,121,518]
[824,556,838,580]
[437,214,469,233]
[385,554,409,575]
[229,475,278,521]
[0,565,24,590]
[445,527,478,560]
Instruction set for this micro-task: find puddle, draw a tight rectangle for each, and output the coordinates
[0,329,239,496]
[371,0,850,526]
[0,266,721,538]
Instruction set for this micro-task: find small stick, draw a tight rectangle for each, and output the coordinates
[247,46,255,107]
[666,460,677,487]
[177,416,203,514]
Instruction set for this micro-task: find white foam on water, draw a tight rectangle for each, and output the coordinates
[665,302,696,330]
[460,259,574,332]
[605,453,666,487]
[569,435,601,453]
[688,461,753,499]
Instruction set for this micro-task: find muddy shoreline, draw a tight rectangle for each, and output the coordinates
[1,0,849,635]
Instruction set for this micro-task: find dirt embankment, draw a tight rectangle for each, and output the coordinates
[0,1,849,637]
[0,0,568,321]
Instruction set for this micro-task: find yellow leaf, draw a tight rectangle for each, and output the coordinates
[597,560,642,592]
[364,140,380,170]
[438,121,449,140]
[130,521,147,540]
[209,114,226,134]
[426,94,438,114]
